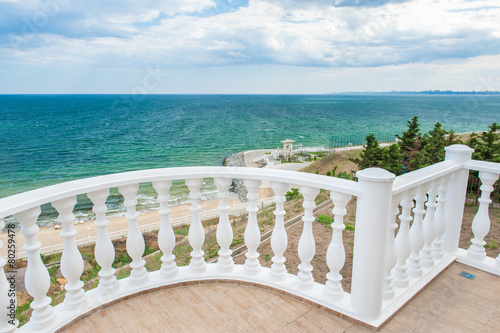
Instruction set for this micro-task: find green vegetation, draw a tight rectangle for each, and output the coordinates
[316,214,334,225]
[285,188,302,201]
[351,117,500,175]
[485,240,499,249]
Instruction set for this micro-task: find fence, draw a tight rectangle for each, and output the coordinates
[328,132,400,148]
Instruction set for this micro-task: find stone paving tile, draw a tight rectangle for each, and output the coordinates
[62,264,500,333]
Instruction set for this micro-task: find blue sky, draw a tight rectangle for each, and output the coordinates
[1,0,499,93]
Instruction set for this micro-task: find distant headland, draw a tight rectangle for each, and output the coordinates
[328,90,500,95]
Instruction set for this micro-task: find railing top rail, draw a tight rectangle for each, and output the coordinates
[0,166,360,218]
[392,160,462,195]
[464,160,500,174]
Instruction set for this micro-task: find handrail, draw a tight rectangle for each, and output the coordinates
[0,166,361,218]
[392,160,462,195]
[464,159,500,173]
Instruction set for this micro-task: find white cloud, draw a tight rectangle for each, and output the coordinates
[0,0,499,92]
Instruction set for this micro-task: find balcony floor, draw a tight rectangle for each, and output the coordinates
[63,263,500,333]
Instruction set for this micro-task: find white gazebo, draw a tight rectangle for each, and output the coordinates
[281,139,295,158]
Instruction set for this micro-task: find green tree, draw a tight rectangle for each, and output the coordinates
[419,122,448,166]
[466,123,500,162]
[381,143,404,175]
[396,116,423,172]
[350,134,383,169]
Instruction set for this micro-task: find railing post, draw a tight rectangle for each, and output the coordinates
[351,168,395,321]
[14,207,55,330]
[243,179,262,274]
[467,171,499,261]
[52,196,87,310]
[443,145,473,253]
[87,189,119,297]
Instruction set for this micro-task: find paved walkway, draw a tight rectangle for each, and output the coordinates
[63,262,500,332]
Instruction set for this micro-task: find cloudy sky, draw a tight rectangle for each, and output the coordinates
[1,0,499,94]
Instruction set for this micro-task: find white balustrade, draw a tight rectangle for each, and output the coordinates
[215,178,234,272]
[152,181,178,278]
[14,207,55,330]
[407,188,426,278]
[432,176,448,259]
[324,191,352,300]
[52,197,87,310]
[270,181,289,280]
[383,197,399,299]
[243,179,262,274]
[1,218,17,332]
[467,172,500,261]
[185,178,206,273]
[1,150,499,331]
[420,182,438,268]
[296,186,319,289]
[393,193,414,288]
[118,184,149,284]
[87,189,119,297]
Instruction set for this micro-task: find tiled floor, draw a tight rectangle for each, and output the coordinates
[64,263,500,332]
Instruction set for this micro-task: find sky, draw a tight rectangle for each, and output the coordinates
[0,0,500,94]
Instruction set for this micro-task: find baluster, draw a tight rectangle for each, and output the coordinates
[118,184,148,284]
[421,182,439,268]
[52,197,87,309]
[407,187,427,277]
[270,182,289,280]
[393,193,414,288]
[185,178,206,273]
[296,186,319,289]
[1,218,17,332]
[87,189,119,297]
[324,191,352,300]
[467,172,499,261]
[153,181,178,278]
[215,178,234,272]
[14,207,55,330]
[244,179,262,274]
[432,176,449,260]
[383,197,400,299]
[497,253,500,268]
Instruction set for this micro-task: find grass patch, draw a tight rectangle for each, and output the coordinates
[316,214,334,225]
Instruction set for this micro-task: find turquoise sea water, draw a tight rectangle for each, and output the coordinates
[1,94,498,223]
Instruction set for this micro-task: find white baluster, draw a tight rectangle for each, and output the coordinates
[1,218,17,332]
[324,191,352,300]
[296,186,319,289]
[407,187,426,278]
[52,197,87,309]
[153,181,178,278]
[14,207,55,330]
[383,197,400,299]
[185,178,206,273]
[270,182,289,280]
[118,184,148,284]
[467,172,499,261]
[421,182,439,268]
[215,178,234,272]
[432,176,449,260]
[497,253,500,268]
[244,179,262,274]
[87,189,119,298]
[393,193,414,288]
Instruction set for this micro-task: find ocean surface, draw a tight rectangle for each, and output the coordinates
[1,94,499,224]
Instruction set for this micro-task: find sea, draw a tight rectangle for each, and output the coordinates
[1,94,499,225]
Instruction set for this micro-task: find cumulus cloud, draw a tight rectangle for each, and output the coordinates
[0,0,499,71]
